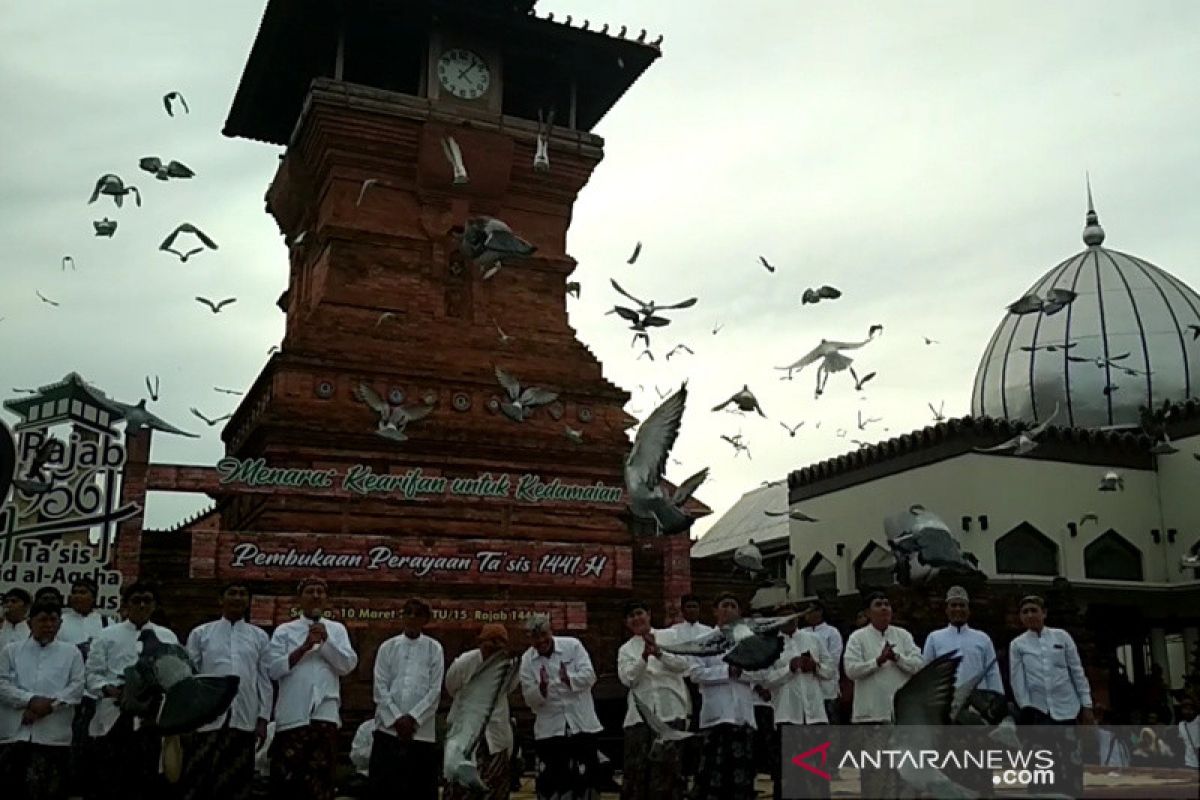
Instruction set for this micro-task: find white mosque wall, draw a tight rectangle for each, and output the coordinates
[787,450,1200,596]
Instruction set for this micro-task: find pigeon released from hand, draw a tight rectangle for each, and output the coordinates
[88,174,140,208]
[162,91,190,116]
[661,611,804,671]
[93,218,117,237]
[1098,470,1124,491]
[138,157,194,181]
[712,385,766,417]
[354,383,435,441]
[974,404,1059,456]
[461,216,536,279]
[108,399,199,438]
[885,505,983,585]
[624,383,709,535]
[441,136,469,185]
[443,653,520,793]
[494,367,558,422]
[195,297,236,314]
[189,408,232,427]
[888,653,979,798]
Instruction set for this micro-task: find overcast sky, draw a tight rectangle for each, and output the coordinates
[1,1,1198,538]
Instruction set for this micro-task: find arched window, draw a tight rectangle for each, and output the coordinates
[803,553,837,596]
[995,522,1059,576]
[1084,529,1143,581]
[854,542,894,590]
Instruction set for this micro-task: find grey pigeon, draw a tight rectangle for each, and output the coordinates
[565,281,581,299]
[624,383,709,535]
[665,344,692,360]
[35,290,60,307]
[632,693,694,760]
[720,433,751,459]
[660,611,804,671]
[779,421,804,437]
[494,367,557,422]
[850,367,876,392]
[461,216,535,279]
[189,408,232,427]
[975,403,1059,456]
[888,653,976,798]
[733,539,764,574]
[884,505,983,585]
[161,223,218,262]
[609,279,697,318]
[1098,470,1123,491]
[88,174,140,208]
[138,157,194,181]
[195,297,236,314]
[627,241,642,264]
[162,91,190,116]
[801,285,841,305]
[711,385,766,417]
[93,218,117,237]
[929,401,946,422]
[61,256,76,272]
[763,509,818,522]
[354,383,435,441]
[758,256,776,273]
[107,398,199,438]
[443,653,519,792]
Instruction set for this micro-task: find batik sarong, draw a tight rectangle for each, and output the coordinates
[443,739,513,800]
[93,715,165,800]
[534,732,600,800]
[269,721,338,800]
[1,742,70,800]
[181,728,257,800]
[621,721,686,800]
[367,732,438,800]
[693,722,757,800]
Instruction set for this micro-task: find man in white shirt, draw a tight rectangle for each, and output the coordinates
[843,590,923,799]
[691,592,762,800]
[518,613,602,800]
[617,599,691,800]
[0,601,85,800]
[56,577,111,798]
[800,599,843,722]
[1009,594,1093,796]
[763,607,833,800]
[444,623,519,800]
[1177,697,1198,770]
[370,597,444,800]
[0,588,31,653]
[86,580,179,800]
[266,576,358,800]
[180,582,272,800]
[670,593,711,786]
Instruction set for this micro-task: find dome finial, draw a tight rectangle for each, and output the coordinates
[1083,171,1105,246]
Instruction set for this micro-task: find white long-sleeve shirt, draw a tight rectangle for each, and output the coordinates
[56,609,111,650]
[805,622,843,699]
[0,638,85,745]
[85,620,178,737]
[922,624,1003,694]
[617,630,691,728]
[843,624,923,723]
[763,630,833,725]
[1008,627,1092,721]
[373,633,444,743]
[186,618,273,733]
[670,620,714,644]
[518,636,602,740]
[266,617,357,732]
[0,620,30,653]
[446,648,518,754]
[1178,717,1199,769]
[691,654,762,730]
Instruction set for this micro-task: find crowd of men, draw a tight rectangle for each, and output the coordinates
[1,576,1198,800]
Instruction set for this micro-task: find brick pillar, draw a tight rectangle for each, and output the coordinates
[115,428,152,580]
[657,535,693,626]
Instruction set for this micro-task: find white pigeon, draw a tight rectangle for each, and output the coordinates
[353,383,435,441]
[974,404,1059,456]
[1181,553,1200,571]
[733,539,763,575]
[441,135,469,185]
[1098,471,1124,491]
[443,653,519,792]
[632,693,694,759]
[775,337,875,395]
[494,367,557,422]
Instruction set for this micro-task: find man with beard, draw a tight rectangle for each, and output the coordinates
[85,581,177,800]
[181,583,272,800]
[266,576,358,800]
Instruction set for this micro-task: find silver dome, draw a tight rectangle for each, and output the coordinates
[972,190,1200,428]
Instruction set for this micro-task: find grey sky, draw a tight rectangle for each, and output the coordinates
[1,1,1198,536]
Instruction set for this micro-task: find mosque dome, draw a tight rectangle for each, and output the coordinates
[971,186,1200,429]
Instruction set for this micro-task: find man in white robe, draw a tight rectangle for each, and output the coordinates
[370,597,444,800]
[444,623,518,800]
[670,594,712,786]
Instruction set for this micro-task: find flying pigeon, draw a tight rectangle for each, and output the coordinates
[712,322,723,335]
[121,629,239,782]
[928,401,945,422]
[779,421,804,437]
[624,383,709,535]
[441,136,469,185]
[632,693,694,759]
[195,297,236,314]
[162,91,190,116]
[460,216,536,279]
[61,256,76,272]
[775,337,875,395]
[1021,341,1077,353]
[138,157,194,181]
[850,367,876,392]
[35,291,59,307]
[144,375,160,402]
[665,344,693,360]
[565,281,581,299]
[763,509,818,522]
[1181,554,1200,571]
[1150,434,1179,456]
[868,324,884,338]
[660,610,805,671]
[1098,470,1124,491]
[375,312,399,327]
[758,256,776,273]
[107,399,199,438]
[1007,287,1078,316]
[885,505,983,585]
[533,108,554,173]
[857,410,881,430]
[161,223,218,262]
[801,286,841,305]
[610,279,698,319]
[1188,324,1200,341]
[355,178,382,207]
[93,218,117,237]
[213,387,243,396]
[720,433,751,459]
[733,539,763,575]
[711,385,766,417]
[974,404,1059,456]
[923,336,939,345]
[189,408,232,427]
[354,383,435,441]
[494,367,558,422]
[887,653,976,798]
[564,426,583,445]
[491,318,514,346]
[627,241,642,264]
[88,174,140,208]
[1079,512,1100,526]
[443,653,520,793]
[638,349,654,361]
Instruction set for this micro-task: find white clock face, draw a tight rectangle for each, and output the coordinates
[437,48,491,100]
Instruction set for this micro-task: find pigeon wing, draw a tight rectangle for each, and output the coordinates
[658,297,698,311]
[216,299,237,311]
[353,383,390,417]
[950,656,999,721]
[400,403,436,423]
[893,652,962,726]
[189,407,214,426]
[160,226,184,251]
[189,226,218,250]
[612,306,642,323]
[610,278,647,309]
[449,653,519,765]
[493,366,522,401]
[671,467,709,505]
[633,693,693,742]
[517,387,559,407]
[660,627,729,657]
[775,342,828,372]
[195,297,216,312]
[1025,402,1060,439]
[143,410,200,439]
[165,161,195,179]
[724,634,785,671]
[625,385,687,494]
[139,157,163,175]
[483,226,535,257]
